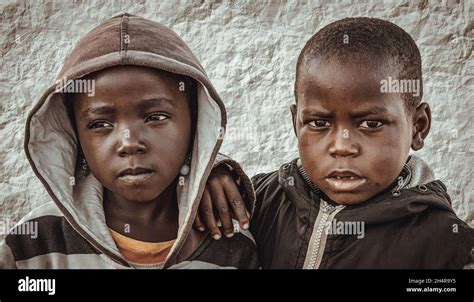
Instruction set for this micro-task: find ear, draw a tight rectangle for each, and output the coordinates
[411,102,431,151]
[290,104,298,138]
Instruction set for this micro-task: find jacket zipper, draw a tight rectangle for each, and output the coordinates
[303,198,344,269]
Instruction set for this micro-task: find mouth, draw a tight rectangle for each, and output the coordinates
[325,170,367,192]
[118,167,155,185]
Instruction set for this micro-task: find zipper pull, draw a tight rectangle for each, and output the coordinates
[321,200,334,213]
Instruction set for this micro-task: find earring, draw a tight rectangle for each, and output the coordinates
[81,156,90,176]
[179,153,191,176]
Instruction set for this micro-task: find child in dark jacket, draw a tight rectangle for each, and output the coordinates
[195,17,474,269]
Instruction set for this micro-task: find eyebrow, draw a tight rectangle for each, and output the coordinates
[80,105,116,119]
[80,98,175,119]
[301,108,333,118]
[349,106,389,118]
[137,98,175,112]
[300,106,390,119]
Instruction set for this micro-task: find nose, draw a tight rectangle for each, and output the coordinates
[328,128,359,157]
[117,126,147,157]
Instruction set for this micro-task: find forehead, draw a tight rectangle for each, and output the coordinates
[297,57,406,115]
[74,66,187,111]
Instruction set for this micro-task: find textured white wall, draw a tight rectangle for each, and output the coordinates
[1,0,472,241]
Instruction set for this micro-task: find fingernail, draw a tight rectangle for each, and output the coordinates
[242,223,249,230]
[212,234,221,240]
[216,220,222,227]
[226,232,234,238]
[198,227,205,232]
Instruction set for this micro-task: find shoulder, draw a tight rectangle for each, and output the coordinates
[251,160,300,213]
[251,160,298,194]
[4,201,63,244]
[409,207,474,268]
[423,208,473,241]
[251,170,279,189]
[17,201,63,223]
[4,202,97,264]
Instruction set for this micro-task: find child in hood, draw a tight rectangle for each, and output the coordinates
[0,14,258,269]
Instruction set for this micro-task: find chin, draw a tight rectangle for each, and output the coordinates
[117,189,164,203]
[325,192,370,205]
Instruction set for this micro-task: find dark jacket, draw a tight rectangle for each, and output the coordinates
[250,156,474,269]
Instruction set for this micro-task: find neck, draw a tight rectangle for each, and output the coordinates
[104,179,179,242]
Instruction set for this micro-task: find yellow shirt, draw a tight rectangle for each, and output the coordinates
[109,228,176,265]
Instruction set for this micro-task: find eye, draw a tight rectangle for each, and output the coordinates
[308,119,331,128]
[145,113,169,123]
[88,121,112,129]
[360,120,384,129]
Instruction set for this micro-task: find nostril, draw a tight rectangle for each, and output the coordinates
[118,144,147,157]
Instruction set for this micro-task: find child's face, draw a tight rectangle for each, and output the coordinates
[73,66,192,203]
[291,57,430,205]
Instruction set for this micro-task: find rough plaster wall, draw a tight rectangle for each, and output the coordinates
[0,0,472,240]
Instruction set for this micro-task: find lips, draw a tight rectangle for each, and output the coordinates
[325,170,367,192]
[118,167,155,185]
[118,167,155,177]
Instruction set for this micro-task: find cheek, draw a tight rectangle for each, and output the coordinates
[297,129,326,176]
[153,133,189,161]
[363,131,409,185]
[298,125,328,152]
[79,136,114,181]
[149,120,192,165]
[369,155,400,184]
[76,129,107,166]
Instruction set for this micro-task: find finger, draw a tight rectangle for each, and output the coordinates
[194,210,206,232]
[209,180,234,238]
[222,178,249,230]
[201,188,221,240]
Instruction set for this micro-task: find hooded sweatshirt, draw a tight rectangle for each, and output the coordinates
[0,14,258,269]
[250,155,474,269]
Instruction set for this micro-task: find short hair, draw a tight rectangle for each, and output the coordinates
[295,17,422,112]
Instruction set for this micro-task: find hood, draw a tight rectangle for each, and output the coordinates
[283,155,455,225]
[24,13,226,267]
